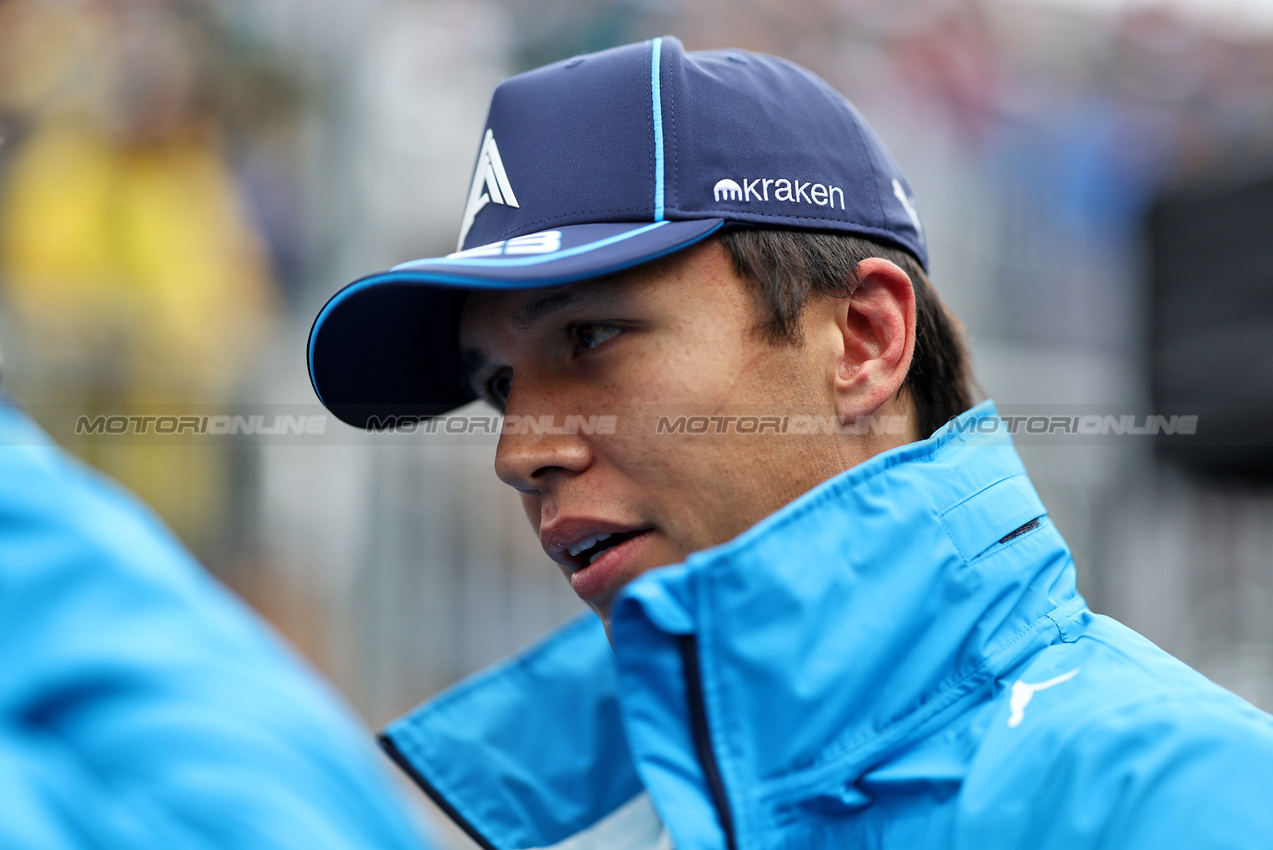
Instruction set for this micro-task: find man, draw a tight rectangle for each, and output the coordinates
[0,393,432,848]
[307,37,1273,850]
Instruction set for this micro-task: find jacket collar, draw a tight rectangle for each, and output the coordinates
[382,402,1083,849]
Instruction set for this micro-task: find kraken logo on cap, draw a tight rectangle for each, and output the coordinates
[457,129,519,250]
[713,178,743,202]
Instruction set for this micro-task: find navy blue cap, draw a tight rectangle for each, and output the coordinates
[309,36,926,429]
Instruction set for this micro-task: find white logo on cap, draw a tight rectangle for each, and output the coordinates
[892,178,924,240]
[457,129,519,250]
[713,178,743,202]
[446,230,562,259]
[712,177,845,209]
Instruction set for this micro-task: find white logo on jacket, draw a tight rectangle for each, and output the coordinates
[1008,667,1081,728]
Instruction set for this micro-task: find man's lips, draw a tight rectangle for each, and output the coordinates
[540,518,661,605]
[567,529,657,603]
[540,518,656,571]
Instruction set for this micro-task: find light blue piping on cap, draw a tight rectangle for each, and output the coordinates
[651,37,665,222]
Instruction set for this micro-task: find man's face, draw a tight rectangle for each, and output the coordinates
[459,240,887,632]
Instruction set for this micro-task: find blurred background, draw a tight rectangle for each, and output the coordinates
[1,0,1271,844]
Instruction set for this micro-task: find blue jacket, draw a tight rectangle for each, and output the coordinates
[0,399,429,849]
[383,401,1273,850]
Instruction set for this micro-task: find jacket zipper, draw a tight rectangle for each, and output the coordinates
[677,634,738,850]
[378,733,499,850]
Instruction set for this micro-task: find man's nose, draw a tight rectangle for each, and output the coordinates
[494,408,593,494]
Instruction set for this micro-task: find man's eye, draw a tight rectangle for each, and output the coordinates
[487,374,512,406]
[570,323,623,353]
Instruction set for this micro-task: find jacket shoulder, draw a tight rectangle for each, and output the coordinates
[1026,690,1273,849]
[959,614,1273,849]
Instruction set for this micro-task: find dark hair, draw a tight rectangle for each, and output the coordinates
[717,228,977,439]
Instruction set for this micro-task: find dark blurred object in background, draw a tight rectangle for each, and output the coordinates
[1149,166,1273,481]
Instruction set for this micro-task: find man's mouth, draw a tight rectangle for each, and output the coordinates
[564,527,659,605]
[540,519,662,604]
[566,528,651,568]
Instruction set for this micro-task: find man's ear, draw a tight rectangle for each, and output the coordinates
[831,258,916,422]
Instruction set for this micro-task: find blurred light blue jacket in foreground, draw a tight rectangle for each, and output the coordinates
[0,399,429,849]
[383,401,1273,850]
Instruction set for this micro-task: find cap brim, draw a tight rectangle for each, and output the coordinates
[308,219,723,429]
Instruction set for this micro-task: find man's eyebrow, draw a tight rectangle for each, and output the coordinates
[510,289,579,331]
